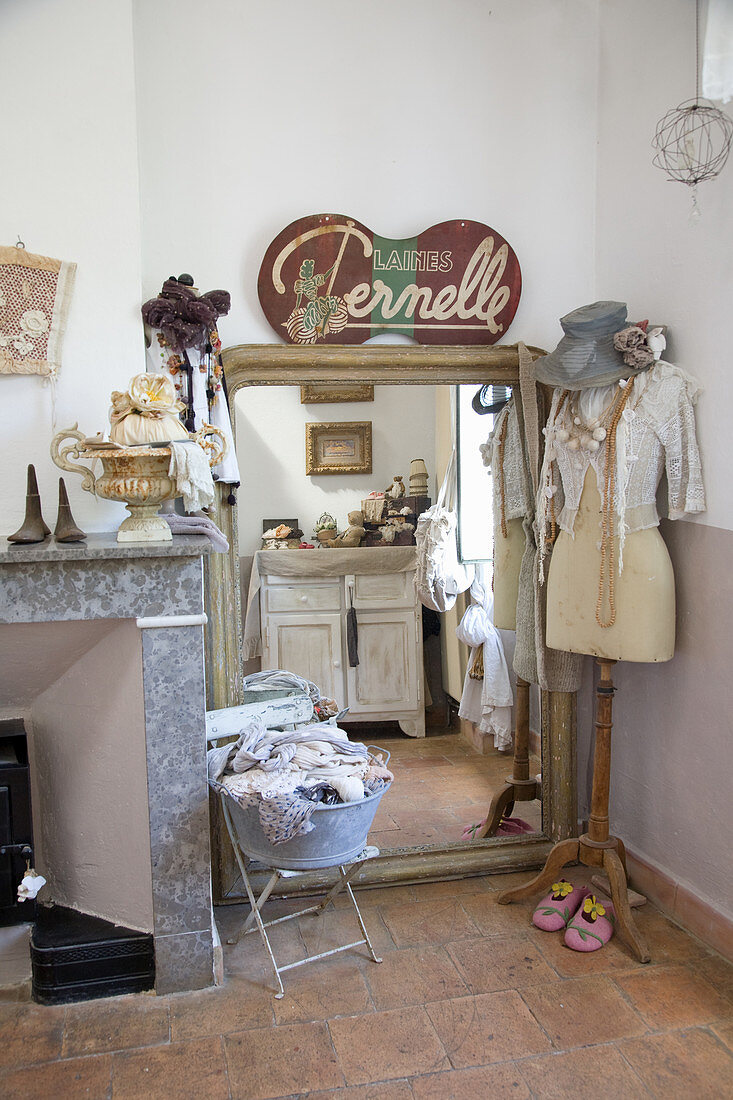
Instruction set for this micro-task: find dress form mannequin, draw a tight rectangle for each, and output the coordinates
[546,469,675,661]
[492,516,524,632]
[495,301,705,961]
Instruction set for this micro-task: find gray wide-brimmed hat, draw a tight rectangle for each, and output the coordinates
[534,301,648,390]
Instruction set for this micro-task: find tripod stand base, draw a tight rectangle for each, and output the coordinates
[477,777,541,838]
[496,834,650,963]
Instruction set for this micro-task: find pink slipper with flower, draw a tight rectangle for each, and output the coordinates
[564,894,615,951]
[532,880,593,932]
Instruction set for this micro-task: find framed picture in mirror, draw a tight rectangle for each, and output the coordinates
[305,421,372,475]
[301,383,374,403]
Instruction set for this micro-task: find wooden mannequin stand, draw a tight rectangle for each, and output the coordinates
[477,677,540,837]
[496,659,650,963]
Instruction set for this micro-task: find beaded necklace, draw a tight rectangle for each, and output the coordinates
[496,410,510,539]
[595,382,634,627]
[544,382,635,627]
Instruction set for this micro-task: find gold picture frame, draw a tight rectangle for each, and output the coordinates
[305,421,372,475]
[300,383,374,403]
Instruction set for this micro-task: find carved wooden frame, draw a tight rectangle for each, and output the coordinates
[301,383,374,403]
[305,420,372,475]
[214,342,577,894]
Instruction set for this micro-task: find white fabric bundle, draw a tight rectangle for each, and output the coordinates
[457,573,514,750]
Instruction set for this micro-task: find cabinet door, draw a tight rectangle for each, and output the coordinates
[263,612,344,703]
[346,610,419,714]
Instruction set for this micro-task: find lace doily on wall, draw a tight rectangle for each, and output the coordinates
[0,245,76,376]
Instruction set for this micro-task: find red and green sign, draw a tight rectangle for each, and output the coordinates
[257,214,521,345]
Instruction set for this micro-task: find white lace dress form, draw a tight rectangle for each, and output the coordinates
[539,361,705,560]
[538,361,705,661]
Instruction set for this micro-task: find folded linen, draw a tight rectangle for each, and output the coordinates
[162,511,229,551]
[208,720,386,845]
[168,439,215,512]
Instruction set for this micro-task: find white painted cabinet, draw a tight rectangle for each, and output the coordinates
[260,567,425,737]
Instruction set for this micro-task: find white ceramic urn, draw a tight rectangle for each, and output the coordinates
[51,423,226,543]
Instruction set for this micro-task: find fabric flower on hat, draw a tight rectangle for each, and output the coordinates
[614,325,656,370]
[613,325,647,352]
[622,344,655,370]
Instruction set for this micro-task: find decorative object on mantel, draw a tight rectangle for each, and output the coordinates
[313,512,337,544]
[8,465,50,544]
[322,511,366,548]
[305,421,372,476]
[54,477,86,543]
[652,0,733,217]
[258,214,521,345]
[409,458,429,496]
[50,422,226,544]
[385,475,406,499]
[142,273,240,488]
[262,519,304,550]
[109,373,189,446]
[361,493,386,524]
[300,383,374,404]
[362,493,429,547]
[0,242,76,377]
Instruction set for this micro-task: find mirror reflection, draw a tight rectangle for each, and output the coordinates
[234,383,542,856]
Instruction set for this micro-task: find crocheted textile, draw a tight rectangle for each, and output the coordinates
[538,362,705,578]
[0,246,76,376]
[168,440,215,512]
[485,399,533,523]
[513,351,584,692]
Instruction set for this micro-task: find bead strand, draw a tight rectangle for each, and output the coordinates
[544,392,569,548]
[497,411,510,538]
[595,382,633,627]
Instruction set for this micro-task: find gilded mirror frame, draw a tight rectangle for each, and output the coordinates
[213,342,577,894]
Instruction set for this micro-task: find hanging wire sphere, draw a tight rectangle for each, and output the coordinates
[652,98,733,185]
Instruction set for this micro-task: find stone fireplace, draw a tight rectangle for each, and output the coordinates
[0,534,214,995]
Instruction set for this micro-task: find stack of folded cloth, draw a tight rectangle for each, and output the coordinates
[207,718,393,845]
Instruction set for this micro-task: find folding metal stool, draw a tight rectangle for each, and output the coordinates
[220,793,382,998]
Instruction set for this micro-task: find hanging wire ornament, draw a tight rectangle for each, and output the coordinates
[651,0,733,218]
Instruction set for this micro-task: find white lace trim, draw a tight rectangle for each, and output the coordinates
[538,361,705,581]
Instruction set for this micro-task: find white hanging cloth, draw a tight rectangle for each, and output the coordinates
[703,0,733,103]
[146,329,241,484]
[456,571,514,750]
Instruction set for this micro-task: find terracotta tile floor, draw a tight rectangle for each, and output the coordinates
[2,864,733,1098]
[352,727,543,847]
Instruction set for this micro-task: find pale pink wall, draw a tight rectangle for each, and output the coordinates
[29,620,153,932]
[583,0,733,921]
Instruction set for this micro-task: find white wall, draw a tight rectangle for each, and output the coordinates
[133,0,601,556]
[596,0,733,533]
[132,0,599,352]
[235,385,437,552]
[0,0,145,535]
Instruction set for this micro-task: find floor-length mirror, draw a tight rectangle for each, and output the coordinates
[232,379,543,865]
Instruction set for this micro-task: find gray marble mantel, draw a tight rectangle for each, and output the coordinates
[0,533,214,995]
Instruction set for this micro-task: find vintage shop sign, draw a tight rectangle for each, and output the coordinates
[258,214,522,345]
